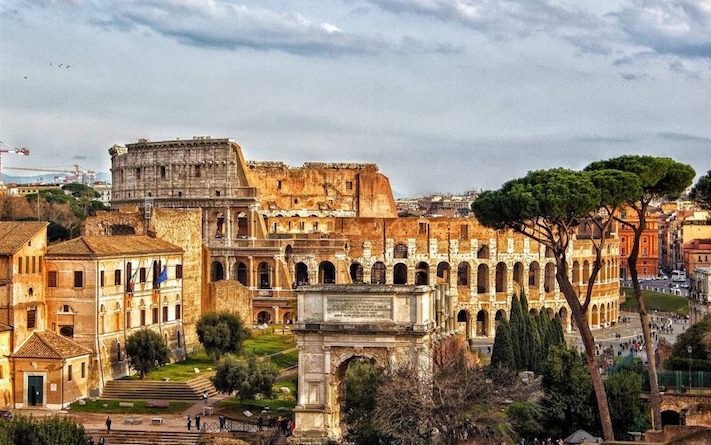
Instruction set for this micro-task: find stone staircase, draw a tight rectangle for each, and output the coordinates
[87,429,201,445]
[101,374,219,401]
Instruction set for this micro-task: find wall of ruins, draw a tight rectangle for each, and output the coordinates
[204,281,252,327]
[246,162,397,218]
[109,138,253,204]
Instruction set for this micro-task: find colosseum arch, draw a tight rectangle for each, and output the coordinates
[457,262,470,287]
[393,263,408,284]
[349,263,364,283]
[513,262,525,289]
[436,262,450,285]
[477,244,490,259]
[295,262,309,286]
[415,262,429,285]
[544,263,555,293]
[528,261,540,288]
[477,264,489,294]
[211,260,225,282]
[319,261,336,284]
[495,262,507,293]
[371,262,386,284]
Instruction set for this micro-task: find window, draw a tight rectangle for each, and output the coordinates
[460,225,469,240]
[293,198,299,204]
[59,326,74,337]
[17,257,22,274]
[272,222,277,232]
[160,166,166,179]
[114,269,121,286]
[194,165,201,177]
[61,305,72,313]
[39,256,43,273]
[140,309,146,326]
[67,364,73,382]
[48,271,58,288]
[178,191,183,197]
[346,181,353,190]
[215,190,221,197]
[126,311,131,329]
[81,362,86,379]
[276,180,282,189]
[176,265,183,279]
[175,304,182,320]
[299,221,305,231]
[152,307,159,324]
[419,222,428,235]
[313,222,319,231]
[32,256,36,274]
[642,248,648,256]
[27,308,37,329]
[74,271,84,288]
[139,267,147,283]
[100,270,105,287]
[25,257,29,274]
[163,306,169,322]
[135,167,141,180]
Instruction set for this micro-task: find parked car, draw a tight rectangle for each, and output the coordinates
[0,410,12,420]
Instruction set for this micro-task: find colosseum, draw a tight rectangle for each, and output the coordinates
[105,137,621,340]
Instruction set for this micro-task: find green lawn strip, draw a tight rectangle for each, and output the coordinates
[270,349,298,369]
[213,377,296,421]
[122,350,215,381]
[68,399,192,414]
[620,288,689,316]
[243,334,295,356]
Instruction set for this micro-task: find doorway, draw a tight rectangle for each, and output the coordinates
[27,375,44,407]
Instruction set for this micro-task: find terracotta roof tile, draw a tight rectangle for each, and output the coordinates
[0,221,48,255]
[11,331,92,359]
[47,235,182,258]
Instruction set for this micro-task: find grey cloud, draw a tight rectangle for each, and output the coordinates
[656,132,711,143]
[60,0,451,57]
[619,72,646,81]
[612,0,711,59]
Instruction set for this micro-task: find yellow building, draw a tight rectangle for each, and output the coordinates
[45,235,185,389]
[0,324,12,408]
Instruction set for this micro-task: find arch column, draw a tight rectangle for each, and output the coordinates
[225,207,232,246]
[273,255,282,290]
[487,310,496,337]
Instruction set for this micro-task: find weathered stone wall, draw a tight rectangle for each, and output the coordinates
[149,208,203,348]
[205,280,252,328]
[82,208,145,236]
[247,161,396,218]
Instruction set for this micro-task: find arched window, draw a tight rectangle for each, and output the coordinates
[234,262,248,285]
[476,310,488,336]
[350,263,364,283]
[295,262,309,286]
[513,262,524,288]
[415,262,429,285]
[393,263,408,285]
[477,245,489,259]
[211,261,225,282]
[393,243,408,259]
[495,263,507,293]
[436,262,450,284]
[582,260,590,284]
[457,262,470,286]
[371,262,386,284]
[477,264,489,294]
[318,261,336,284]
[258,262,271,289]
[528,262,540,287]
[572,261,580,284]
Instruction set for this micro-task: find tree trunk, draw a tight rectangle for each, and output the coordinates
[628,214,663,430]
[557,269,615,441]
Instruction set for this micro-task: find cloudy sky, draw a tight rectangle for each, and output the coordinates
[1,0,710,196]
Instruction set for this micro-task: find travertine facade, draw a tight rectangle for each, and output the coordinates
[108,137,621,343]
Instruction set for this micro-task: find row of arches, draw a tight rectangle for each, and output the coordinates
[571,259,620,284]
[456,306,570,338]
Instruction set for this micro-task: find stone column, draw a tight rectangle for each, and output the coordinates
[225,207,232,247]
[272,306,280,324]
[273,255,282,290]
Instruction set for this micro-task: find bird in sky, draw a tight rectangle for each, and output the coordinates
[66,65,70,69]
[58,64,62,68]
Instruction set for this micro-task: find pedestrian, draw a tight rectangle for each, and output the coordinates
[289,419,295,436]
[258,415,264,431]
[98,438,105,445]
[187,415,192,431]
[219,414,225,431]
[105,416,112,432]
[203,390,209,405]
[195,414,201,431]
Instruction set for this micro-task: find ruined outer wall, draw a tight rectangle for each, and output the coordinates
[205,281,252,327]
[246,162,396,218]
[149,208,203,348]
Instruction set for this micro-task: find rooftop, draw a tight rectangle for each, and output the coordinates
[0,221,48,256]
[11,330,92,360]
[47,235,183,258]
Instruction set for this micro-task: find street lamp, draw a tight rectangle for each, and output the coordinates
[687,345,693,391]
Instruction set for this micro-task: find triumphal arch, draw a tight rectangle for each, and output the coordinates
[291,284,439,444]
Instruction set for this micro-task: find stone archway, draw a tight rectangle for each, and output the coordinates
[292,285,435,443]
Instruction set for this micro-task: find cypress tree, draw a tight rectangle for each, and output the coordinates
[520,291,535,370]
[491,318,515,369]
[552,315,565,346]
[509,294,525,369]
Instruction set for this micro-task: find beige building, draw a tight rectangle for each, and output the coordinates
[0,324,12,408]
[45,235,185,389]
[10,330,91,409]
[0,221,48,350]
[689,267,711,324]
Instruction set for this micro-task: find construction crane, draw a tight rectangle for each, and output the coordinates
[3,165,97,185]
[0,142,30,185]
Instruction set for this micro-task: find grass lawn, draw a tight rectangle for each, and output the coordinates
[68,399,192,414]
[270,350,298,369]
[243,334,295,356]
[122,350,215,381]
[621,288,689,316]
[213,376,297,421]
[122,334,296,381]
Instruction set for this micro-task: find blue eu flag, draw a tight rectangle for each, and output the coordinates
[157,266,168,285]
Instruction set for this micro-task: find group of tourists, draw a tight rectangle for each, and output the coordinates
[257,414,295,436]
